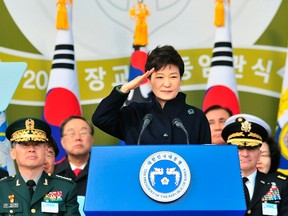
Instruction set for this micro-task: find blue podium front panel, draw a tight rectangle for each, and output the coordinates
[84,145,246,216]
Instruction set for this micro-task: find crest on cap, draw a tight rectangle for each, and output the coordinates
[240,118,251,132]
[221,114,271,148]
[6,117,51,143]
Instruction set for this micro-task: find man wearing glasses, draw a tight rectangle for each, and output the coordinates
[55,116,94,196]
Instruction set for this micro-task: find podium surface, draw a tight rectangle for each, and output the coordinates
[85,145,246,216]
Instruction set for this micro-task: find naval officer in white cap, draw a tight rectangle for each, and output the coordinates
[222,114,288,216]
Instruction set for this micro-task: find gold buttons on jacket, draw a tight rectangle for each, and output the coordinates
[9,210,13,214]
[31,208,36,214]
[247,209,251,214]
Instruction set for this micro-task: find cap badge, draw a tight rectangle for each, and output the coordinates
[241,120,251,133]
[10,118,48,142]
[25,118,35,130]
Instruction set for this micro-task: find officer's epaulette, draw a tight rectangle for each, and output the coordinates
[55,174,73,182]
[277,174,287,181]
[0,176,8,182]
[0,175,14,182]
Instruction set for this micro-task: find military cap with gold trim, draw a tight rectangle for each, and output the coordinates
[6,117,51,143]
[221,114,271,148]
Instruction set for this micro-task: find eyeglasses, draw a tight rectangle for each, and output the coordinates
[63,129,91,138]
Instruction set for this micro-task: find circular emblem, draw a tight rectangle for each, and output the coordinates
[139,151,191,202]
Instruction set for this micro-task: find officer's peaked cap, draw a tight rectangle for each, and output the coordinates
[6,117,51,143]
[221,114,271,148]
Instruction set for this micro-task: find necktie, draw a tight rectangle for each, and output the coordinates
[26,180,36,199]
[73,168,82,177]
[242,177,250,208]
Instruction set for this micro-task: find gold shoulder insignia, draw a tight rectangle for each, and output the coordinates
[55,174,72,181]
[277,174,287,180]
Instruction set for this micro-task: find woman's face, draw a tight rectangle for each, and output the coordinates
[257,142,271,174]
[148,64,181,108]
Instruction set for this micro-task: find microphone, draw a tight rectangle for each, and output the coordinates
[172,118,189,145]
[137,114,153,145]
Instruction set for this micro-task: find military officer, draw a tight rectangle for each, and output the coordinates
[222,114,288,216]
[0,117,80,215]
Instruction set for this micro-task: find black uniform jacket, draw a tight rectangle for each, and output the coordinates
[54,157,89,196]
[92,87,211,145]
[0,171,80,216]
[245,171,288,216]
[0,169,8,179]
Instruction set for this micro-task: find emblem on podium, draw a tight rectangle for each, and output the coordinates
[139,151,191,202]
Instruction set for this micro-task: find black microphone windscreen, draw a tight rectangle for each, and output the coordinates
[137,114,153,145]
[172,118,190,145]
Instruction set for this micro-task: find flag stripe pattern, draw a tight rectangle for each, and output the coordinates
[211,42,233,67]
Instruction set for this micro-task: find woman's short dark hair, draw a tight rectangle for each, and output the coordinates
[265,136,280,173]
[145,45,185,77]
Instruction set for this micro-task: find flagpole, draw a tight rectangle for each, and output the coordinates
[43,0,81,162]
[119,1,151,146]
[202,0,240,115]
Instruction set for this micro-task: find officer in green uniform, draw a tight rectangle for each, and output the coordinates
[0,117,80,216]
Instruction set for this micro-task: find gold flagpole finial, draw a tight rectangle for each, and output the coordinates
[214,0,225,27]
[56,0,69,30]
[129,0,150,47]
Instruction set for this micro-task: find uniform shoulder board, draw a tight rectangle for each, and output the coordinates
[0,176,8,182]
[277,174,287,181]
[0,175,14,182]
[55,174,73,181]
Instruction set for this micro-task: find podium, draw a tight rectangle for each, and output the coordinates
[84,145,246,216]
